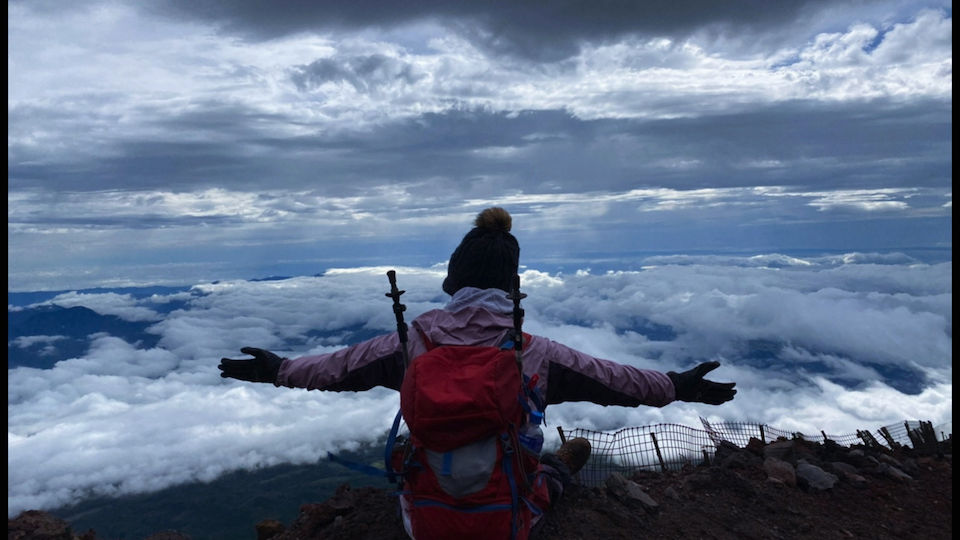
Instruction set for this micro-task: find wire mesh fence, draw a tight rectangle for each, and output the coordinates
[558,417,951,487]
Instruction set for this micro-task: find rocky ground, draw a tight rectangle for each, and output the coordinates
[10,437,952,540]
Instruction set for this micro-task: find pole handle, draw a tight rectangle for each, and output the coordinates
[386,270,411,368]
[506,274,527,352]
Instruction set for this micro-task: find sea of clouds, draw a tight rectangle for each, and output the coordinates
[7,253,952,516]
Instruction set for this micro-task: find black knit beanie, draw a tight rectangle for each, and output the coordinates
[442,207,520,296]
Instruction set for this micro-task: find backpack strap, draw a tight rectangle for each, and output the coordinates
[328,452,391,478]
[499,332,532,351]
[383,408,406,484]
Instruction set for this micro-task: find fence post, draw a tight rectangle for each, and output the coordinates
[920,421,941,455]
[878,427,900,450]
[857,429,881,449]
[650,432,667,473]
[759,424,765,443]
[907,425,923,451]
[858,429,883,449]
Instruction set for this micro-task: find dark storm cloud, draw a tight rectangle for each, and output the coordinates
[350,98,952,193]
[291,54,424,92]
[8,96,951,195]
[146,0,870,61]
[612,98,953,189]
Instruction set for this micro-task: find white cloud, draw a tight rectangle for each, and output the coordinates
[38,292,163,322]
[8,256,950,516]
[779,8,952,99]
[9,335,67,349]
[871,8,953,65]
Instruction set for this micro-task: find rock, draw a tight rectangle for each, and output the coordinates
[681,472,714,492]
[328,482,358,511]
[745,437,766,455]
[878,453,904,468]
[877,463,915,483]
[765,476,786,488]
[763,457,797,487]
[606,472,659,514]
[829,461,868,484]
[6,511,187,540]
[796,460,839,491]
[8,510,74,540]
[722,449,762,470]
[713,440,741,464]
[898,457,921,475]
[829,461,859,476]
[762,441,797,466]
[255,519,285,540]
[142,532,193,540]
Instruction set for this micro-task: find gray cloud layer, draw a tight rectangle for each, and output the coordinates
[145,0,908,61]
[7,0,951,299]
[8,98,952,194]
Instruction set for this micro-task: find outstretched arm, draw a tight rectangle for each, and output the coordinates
[532,337,675,407]
[667,361,737,405]
[219,347,285,384]
[279,332,407,391]
[529,336,736,407]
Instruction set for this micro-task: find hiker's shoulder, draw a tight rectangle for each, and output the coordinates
[414,304,512,325]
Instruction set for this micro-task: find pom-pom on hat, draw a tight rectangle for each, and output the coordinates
[442,207,520,296]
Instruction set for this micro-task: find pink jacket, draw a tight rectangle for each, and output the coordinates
[277,288,676,409]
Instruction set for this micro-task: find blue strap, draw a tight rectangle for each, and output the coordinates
[501,433,520,540]
[521,495,544,516]
[327,452,389,478]
[518,385,546,426]
[500,333,524,350]
[527,389,545,416]
[441,451,453,476]
[384,408,404,483]
[521,375,546,414]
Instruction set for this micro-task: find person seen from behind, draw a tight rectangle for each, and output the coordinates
[219,207,737,539]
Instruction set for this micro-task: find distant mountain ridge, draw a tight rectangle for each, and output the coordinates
[8,305,161,370]
[8,285,194,307]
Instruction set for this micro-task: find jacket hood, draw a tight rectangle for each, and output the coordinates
[412,289,517,347]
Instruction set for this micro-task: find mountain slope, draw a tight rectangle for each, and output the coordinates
[11,436,951,540]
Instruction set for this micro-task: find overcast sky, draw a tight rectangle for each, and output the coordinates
[7,0,952,292]
[6,0,953,519]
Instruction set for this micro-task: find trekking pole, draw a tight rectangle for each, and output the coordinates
[386,270,411,370]
[508,275,538,492]
[506,273,527,375]
[384,270,413,486]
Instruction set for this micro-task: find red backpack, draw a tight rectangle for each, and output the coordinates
[388,331,550,540]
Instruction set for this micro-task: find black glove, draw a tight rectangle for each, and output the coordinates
[667,361,736,405]
[219,347,284,384]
